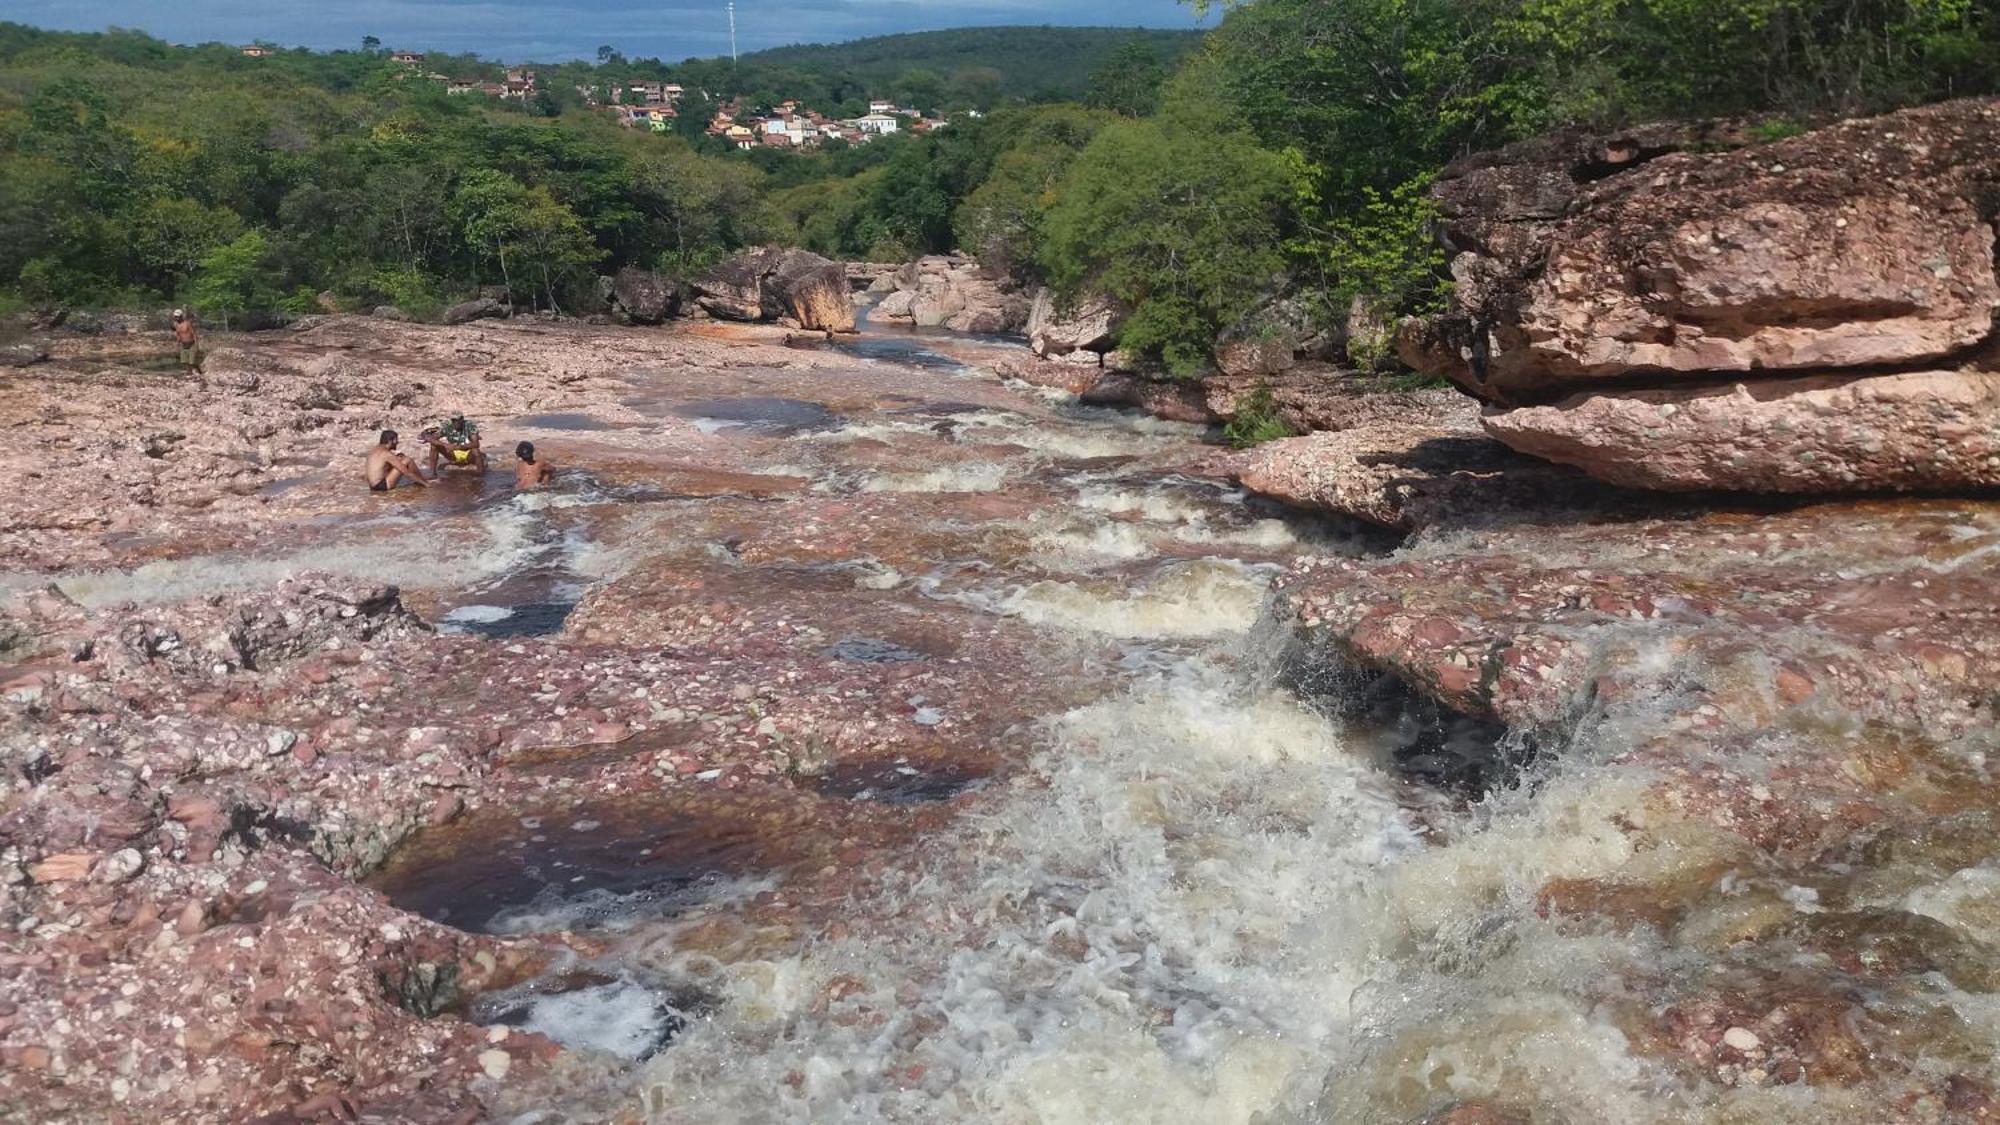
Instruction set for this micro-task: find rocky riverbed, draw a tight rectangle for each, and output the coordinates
[5,280,2000,1125]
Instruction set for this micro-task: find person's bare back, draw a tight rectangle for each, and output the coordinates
[513,441,554,489]
[365,430,430,491]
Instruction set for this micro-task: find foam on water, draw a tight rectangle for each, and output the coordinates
[859,464,1010,494]
[1073,486,1218,525]
[931,558,1276,641]
[1028,517,1161,562]
[626,656,1421,1122]
[42,504,547,608]
[955,411,1182,460]
[481,972,689,1061]
[442,604,515,625]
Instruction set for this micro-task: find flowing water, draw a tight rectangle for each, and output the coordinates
[19,318,1993,1122]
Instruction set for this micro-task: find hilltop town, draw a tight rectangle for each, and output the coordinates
[597,83,957,148]
[243,44,956,148]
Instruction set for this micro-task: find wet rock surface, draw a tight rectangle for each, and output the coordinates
[9,292,2000,1123]
[0,311,1311,1120]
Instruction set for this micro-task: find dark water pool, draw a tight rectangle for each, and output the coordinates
[668,397,844,435]
[812,758,987,805]
[370,802,764,934]
[515,412,637,431]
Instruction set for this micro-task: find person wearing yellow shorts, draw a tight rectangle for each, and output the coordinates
[424,412,487,474]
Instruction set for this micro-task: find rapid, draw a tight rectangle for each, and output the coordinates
[8,310,1997,1125]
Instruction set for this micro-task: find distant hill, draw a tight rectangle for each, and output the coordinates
[726,26,1206,105]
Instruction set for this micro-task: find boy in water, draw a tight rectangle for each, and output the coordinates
[514,441,554,489]
[364,430,431,492]
[170,309,204,376]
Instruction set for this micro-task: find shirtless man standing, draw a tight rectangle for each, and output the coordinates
[513,441,554,489]
[364,430,431,492]
[171,309,204,376]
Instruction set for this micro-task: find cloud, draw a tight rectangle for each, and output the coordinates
[10,0,1208,60]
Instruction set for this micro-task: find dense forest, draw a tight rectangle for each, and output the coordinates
[3,2,1997,368]
[732,27,1203,107]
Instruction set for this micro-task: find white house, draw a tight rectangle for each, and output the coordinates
[854,113,900,135]
[867,99,897,115]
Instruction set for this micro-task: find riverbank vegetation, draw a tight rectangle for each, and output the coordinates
[4,4,1996,364]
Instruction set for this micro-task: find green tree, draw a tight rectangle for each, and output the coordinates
[1085,40,1166,117]
[952,106,1118,278]
[130,197,245,295]
[189,230,278,327]
[893,67,947,114]
[1038,106,1295,374]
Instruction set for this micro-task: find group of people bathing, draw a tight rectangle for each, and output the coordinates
[364,412,555,492]
[164,311,554,496]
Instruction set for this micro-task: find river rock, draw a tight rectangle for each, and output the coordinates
[1483,365,2000,492]
[1077,372,1216,424]
[868,256,1028,334]
[874,290,918,320]
[767,251,853,333]
[2,341,50,367]
[611,267,679,325]
[1236,390,1605,530]
[1027,289,1120,357]
[1214,294,1339,378]
[1407,99,2000,398]
[693,248,855,333]
[443,298,509,326]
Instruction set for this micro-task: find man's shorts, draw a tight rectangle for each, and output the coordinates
[178,345,198,366]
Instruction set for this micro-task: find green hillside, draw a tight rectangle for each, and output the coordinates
[735,27,1205,102]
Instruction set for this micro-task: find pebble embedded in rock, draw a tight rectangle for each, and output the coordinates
[1722,1026,1762,1052]
[478,1048,512,1080]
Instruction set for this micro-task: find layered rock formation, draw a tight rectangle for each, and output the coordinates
[1236,390,1614,530]
[868,256,1030,334]
[692,248,856,333]
[1026,289,1122,362]
[1404,98,2000,493]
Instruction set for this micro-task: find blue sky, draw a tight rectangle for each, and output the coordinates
[11,0,1209,61]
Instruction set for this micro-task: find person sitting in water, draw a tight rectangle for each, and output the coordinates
[513,441,554,489]
[364,430,431,492]
[424,412,487,474]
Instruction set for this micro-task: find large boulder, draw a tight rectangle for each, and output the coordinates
[690,252,767,321]
[766,249,855,333]
[442,297,508,326]
[1399,98,2000,495]
[1406,100,2000,399]
[610,267,679,325]
[1027,289,1120,356]
[1236,390,1605,530]
[1213,294,1340,378]
[692,249,854,333]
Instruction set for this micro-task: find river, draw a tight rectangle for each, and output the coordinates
[8,311,1977,1123]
